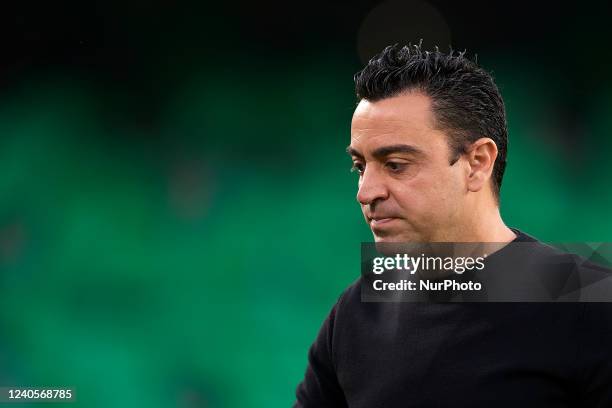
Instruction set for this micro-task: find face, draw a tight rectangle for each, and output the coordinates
[349,91,469,242]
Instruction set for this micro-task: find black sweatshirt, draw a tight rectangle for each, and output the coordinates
[294,230,612,407]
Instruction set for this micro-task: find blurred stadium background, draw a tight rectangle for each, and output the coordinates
[0,1,611,406]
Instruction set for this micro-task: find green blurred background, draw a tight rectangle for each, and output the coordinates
[0,1,611,407]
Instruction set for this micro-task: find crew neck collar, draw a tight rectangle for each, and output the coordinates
[509,228,539,243]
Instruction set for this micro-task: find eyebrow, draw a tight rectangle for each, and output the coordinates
[346,144,424,160]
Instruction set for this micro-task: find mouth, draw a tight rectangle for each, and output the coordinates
[369,217,399,228]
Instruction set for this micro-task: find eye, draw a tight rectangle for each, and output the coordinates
[350,162,365,175]
[385,161,408,173]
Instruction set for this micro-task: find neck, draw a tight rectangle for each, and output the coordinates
[448,194,516,243]
[470,206,516,242]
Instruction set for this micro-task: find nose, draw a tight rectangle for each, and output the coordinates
[356,165,389,205]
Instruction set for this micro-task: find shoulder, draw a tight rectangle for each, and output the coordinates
[535,244,612,301]
[335,277,362,312]
[510,229,612,301]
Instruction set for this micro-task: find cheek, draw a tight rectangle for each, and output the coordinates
[429,169,467,220]
[391,167,463,213]
[389,177,432,212]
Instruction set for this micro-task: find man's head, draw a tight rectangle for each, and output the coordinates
[349,43,508,242]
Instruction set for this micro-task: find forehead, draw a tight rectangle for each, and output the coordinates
[350,92,448,153]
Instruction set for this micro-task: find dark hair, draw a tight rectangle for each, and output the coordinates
[354,43,508,199]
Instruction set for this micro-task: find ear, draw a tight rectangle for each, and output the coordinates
[466,138,498,193]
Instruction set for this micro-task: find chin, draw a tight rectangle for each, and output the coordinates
[373,232,419,243]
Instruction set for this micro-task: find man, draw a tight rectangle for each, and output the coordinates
[293,44,612,407]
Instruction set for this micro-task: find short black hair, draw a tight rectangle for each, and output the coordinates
[354,43,508,200]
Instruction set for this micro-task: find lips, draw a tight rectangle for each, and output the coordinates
[368,216,398,228]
